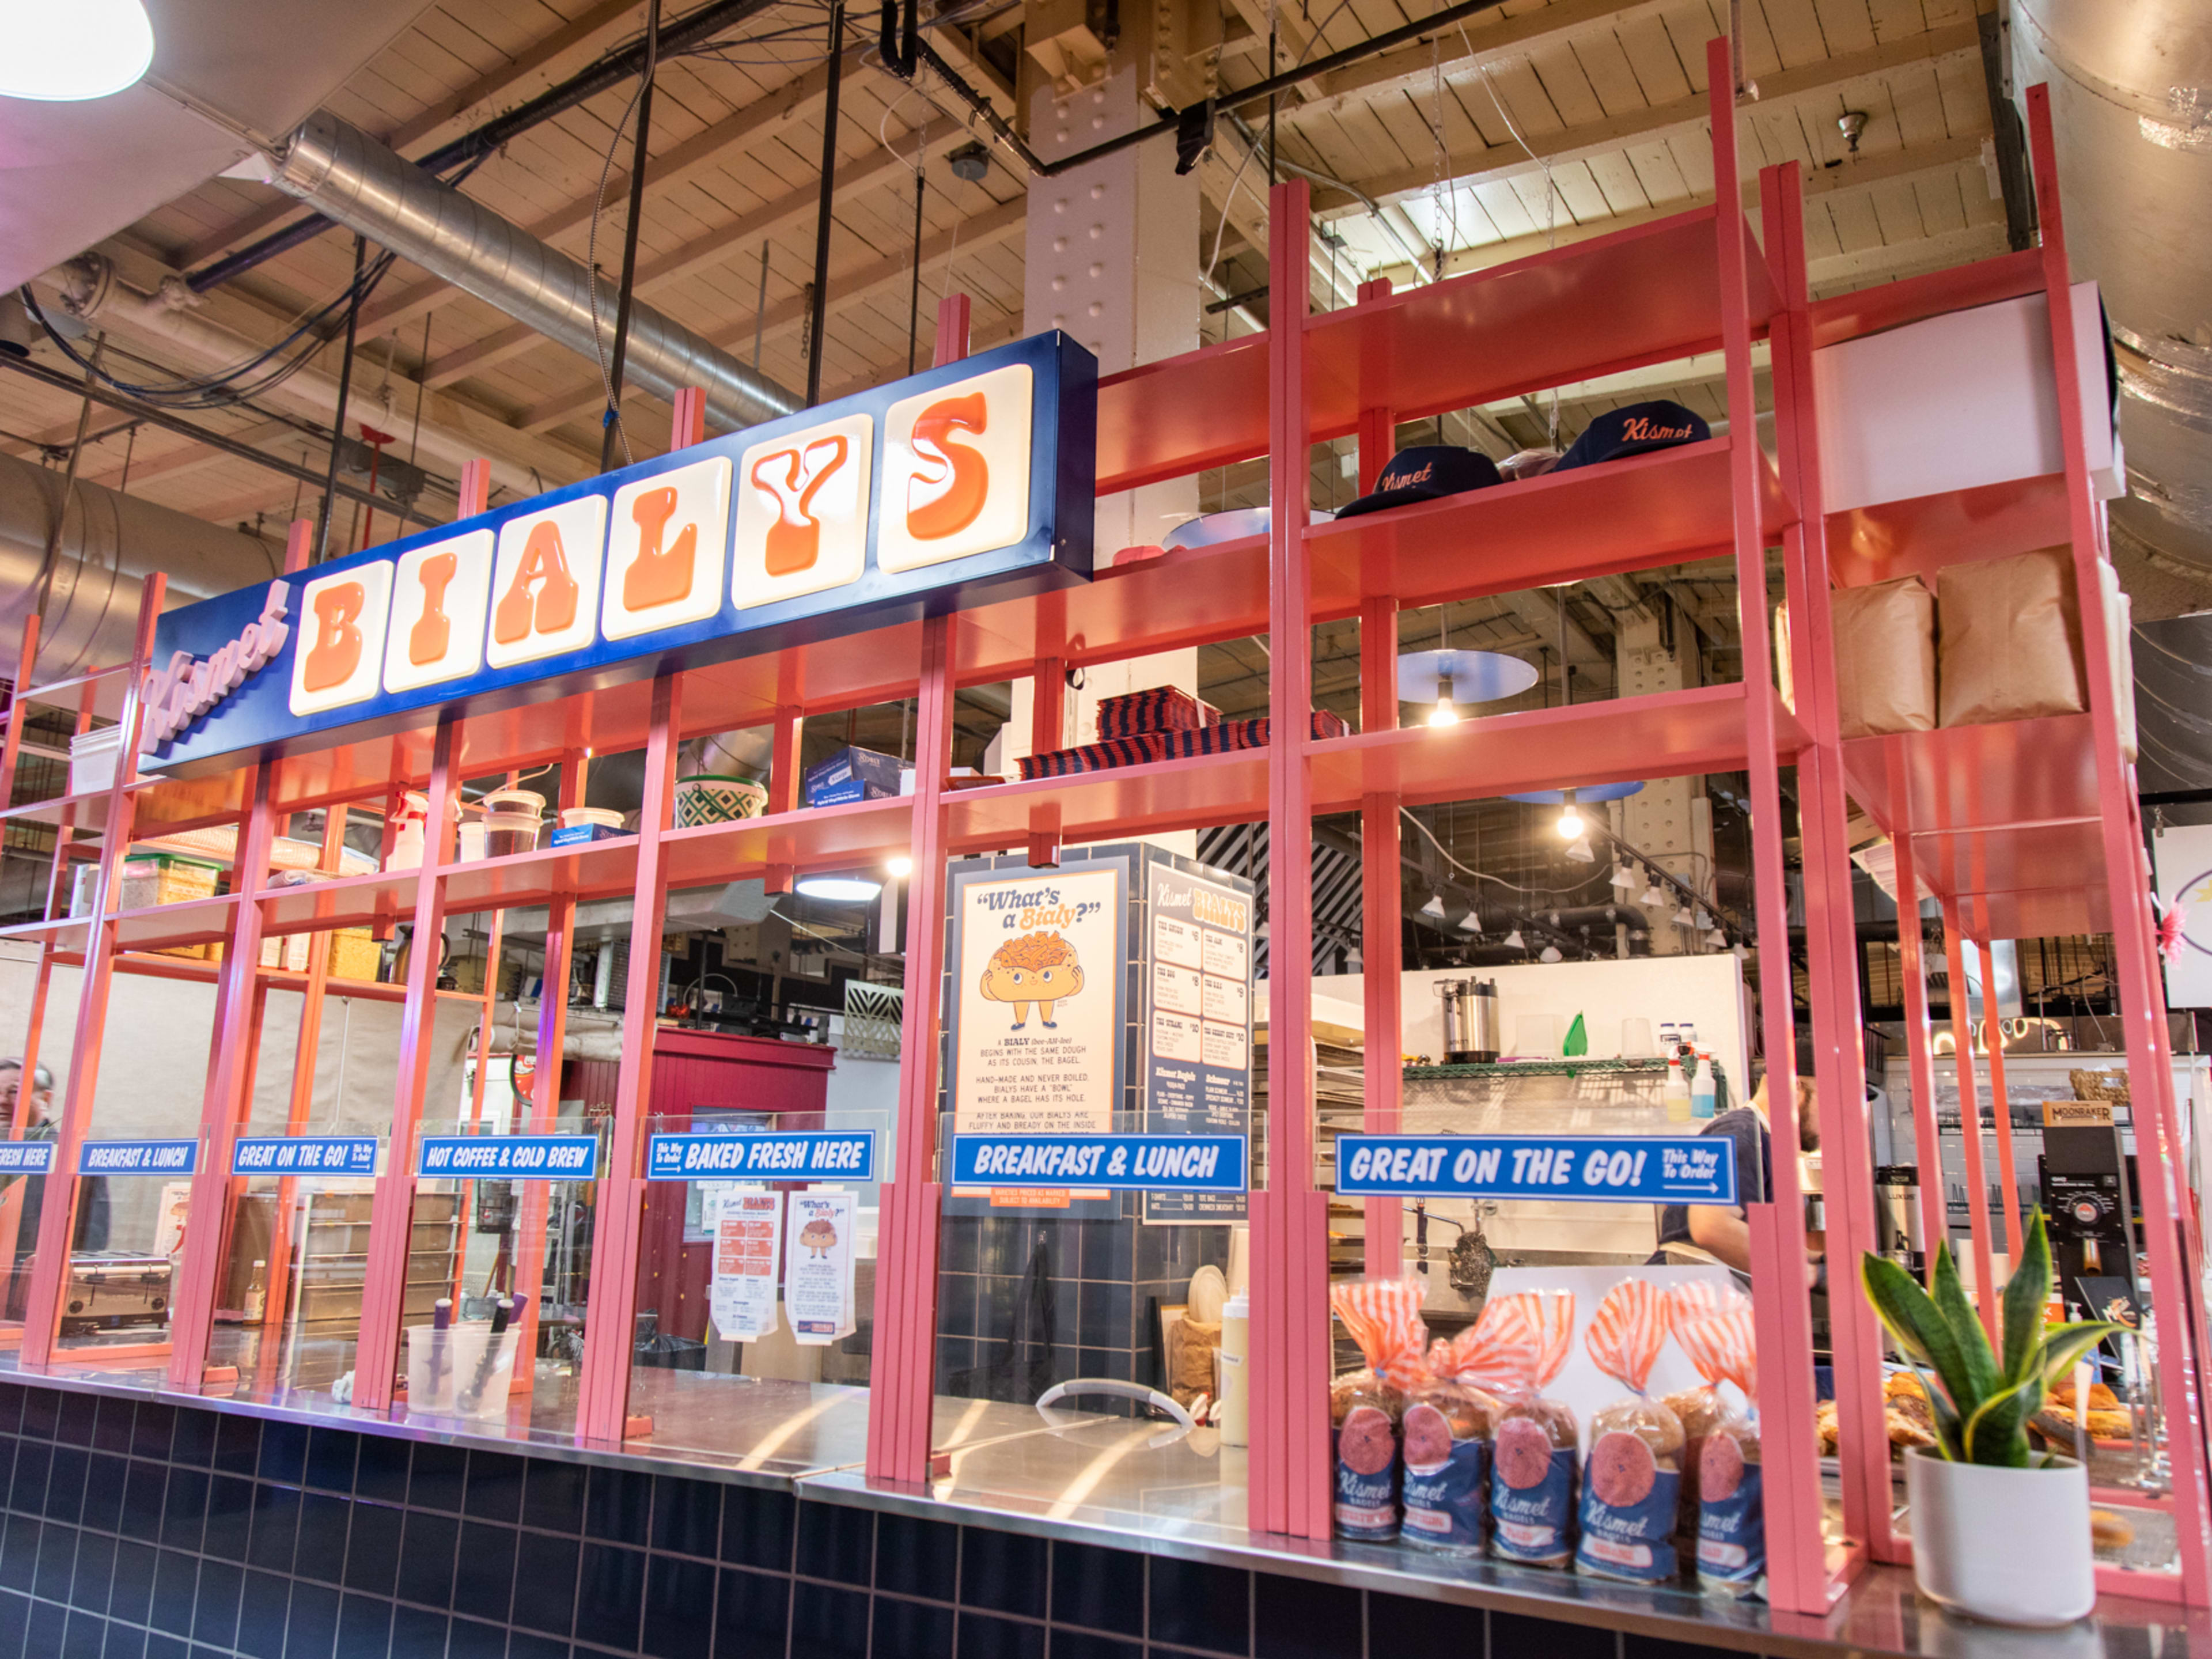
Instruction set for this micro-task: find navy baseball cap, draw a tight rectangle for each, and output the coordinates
[1554,400,1710,471]
[1336,445,1502,518]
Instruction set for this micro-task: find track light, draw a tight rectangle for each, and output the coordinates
[1609,865,1637,893]
[1639,881,1668,907]
[1732,942,1750,961]
[1706,927,1728,950]
[1539,944,1563,963]
[1420,892,1448,921]
[1563,834,1594,863]
[1673,904,1696,927]
[1502,927,1525,950]
[1457,911,1482,936]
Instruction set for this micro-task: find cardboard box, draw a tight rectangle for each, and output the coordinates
[550,823,631,848]
[804,746,904,808]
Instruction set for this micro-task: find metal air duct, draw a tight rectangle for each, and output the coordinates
[0,449,277,683]
[260,112,805,434]
[2012,1,2212,604]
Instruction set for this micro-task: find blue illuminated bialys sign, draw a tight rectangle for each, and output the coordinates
[139,334,1096,772]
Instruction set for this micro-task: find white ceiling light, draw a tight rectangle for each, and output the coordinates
[1673,904,1696,927]
[1705,927,1728,950]
[1419,892,1448,921]
[0,0,155,101]
[1538,944,1564,963]
[796,874,883,902]
[1502,927,1525,951]
[1639,881,1668,908]
[1608,865,1637,893]
[1456,911,1482,937]
[1563,834,1594,863]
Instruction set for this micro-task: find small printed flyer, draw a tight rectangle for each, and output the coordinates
[709,1192,783,1342]
[784,1190,856,1345]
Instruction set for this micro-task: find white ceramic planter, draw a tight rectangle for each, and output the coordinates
[1904,1448,2095,1627]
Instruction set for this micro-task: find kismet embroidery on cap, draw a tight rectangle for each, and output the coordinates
[1554,400,1711,472]
[1335,445,1503,519]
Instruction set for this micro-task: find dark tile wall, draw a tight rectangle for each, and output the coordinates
[0,1378,1680,1659]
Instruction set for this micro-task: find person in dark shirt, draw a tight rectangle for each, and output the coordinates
[1654,1069,1819,1285]
[0,1059,109,1321]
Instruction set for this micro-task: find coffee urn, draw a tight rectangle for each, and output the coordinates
[1873,1165,1925,1273]
[1437,976,1501,1065]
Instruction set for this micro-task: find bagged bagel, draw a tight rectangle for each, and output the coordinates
[1484,1290,1580,1568]
[1400,1302,1537,1554]
[1576,1279,1685,1584]
[1329,1278,1428,1541]
[1661,1282,1750,1564]
[1675,1304,1763,1597]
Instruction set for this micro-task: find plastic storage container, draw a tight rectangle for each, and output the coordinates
[67,726,124,797]
[673,775,766,827]
[447,1324,520,1418]
[551,806,628,847]
[404,1325,457,1414]
[456,803,486,862]
[480,788,544,858]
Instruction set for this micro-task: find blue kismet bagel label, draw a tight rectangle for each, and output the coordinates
[1490,1447,1575,1562]
[1576,1465,1681,1583]
[1697,1463,1764,1586]
[1332,1406,1400,1539]
[1400,1435,1488,1549]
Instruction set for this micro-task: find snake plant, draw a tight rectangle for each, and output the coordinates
[1861,1209,2118,1467]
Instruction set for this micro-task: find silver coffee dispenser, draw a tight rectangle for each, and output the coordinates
[1436,976,1501,1065]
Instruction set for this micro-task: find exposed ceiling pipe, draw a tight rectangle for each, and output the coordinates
[0,449,276,683]
[255,112,805,435]
[46,255,556,502]
[2012,0,2212,600]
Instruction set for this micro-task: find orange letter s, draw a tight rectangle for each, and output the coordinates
[906,392,988,541]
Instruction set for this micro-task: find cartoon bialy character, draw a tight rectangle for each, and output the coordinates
[978,930,1086,1029]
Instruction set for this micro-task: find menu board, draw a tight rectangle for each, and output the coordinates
[945,855,1127,1212]
[1143,857,1255,1224]
[709,1192,782,1341]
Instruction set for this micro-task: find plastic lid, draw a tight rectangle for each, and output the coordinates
[1222,1292,1249,1317]
[482,788,545,814]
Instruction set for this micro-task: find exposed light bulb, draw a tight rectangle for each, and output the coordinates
[0,0,154,101]
[1429,676,1459,727]
[1419,892,1448,921]
[1538,944,1564,963]
[1563,834,1594,863]
[887,855,914,877]
[1556,805,1583,838]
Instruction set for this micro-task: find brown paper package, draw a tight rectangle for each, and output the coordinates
[1832,575,1937,740]
[1938,547,2086,727]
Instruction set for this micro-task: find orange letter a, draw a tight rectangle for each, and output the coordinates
[494,521,579,644]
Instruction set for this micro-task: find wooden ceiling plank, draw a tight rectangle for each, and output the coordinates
[1609,9,1694,103]
[1810,0,1880,57]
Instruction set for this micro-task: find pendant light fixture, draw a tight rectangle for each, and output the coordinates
[1538,944,1563,963]
[1609,865,1638,893]
[0,0,156,101]
[1457,911,1482,936]
[1563,833,1594,863]
[1502,926,1525,951]
[796,873,884,902]
[1639,878,1669,908]
[1419,892,1448,922]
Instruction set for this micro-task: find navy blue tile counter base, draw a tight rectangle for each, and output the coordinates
[0,1377,2192,1659]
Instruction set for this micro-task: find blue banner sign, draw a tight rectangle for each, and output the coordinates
[232,1136,380,1177]
[1334,1134,1738,1205]
[949,1134,1247,1194]
[645,1131,875,1182]
[416,1135,599,1180]
[141,334,1096,775]
[0,1142,54,1174]
[78,1139,198,1176]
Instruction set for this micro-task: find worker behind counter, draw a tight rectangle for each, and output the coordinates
[1652,1068,1823,1289]
[0,1059,109,1319]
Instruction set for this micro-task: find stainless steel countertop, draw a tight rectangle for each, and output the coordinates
[2,1352,2200,1659]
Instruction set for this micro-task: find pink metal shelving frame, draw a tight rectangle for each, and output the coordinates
[0,33,2200,1616]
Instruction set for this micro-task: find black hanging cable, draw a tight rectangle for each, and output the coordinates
[315,234,369,563]
[600,0,664,472]
[806,0,848,405]
[906,124,927,374]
